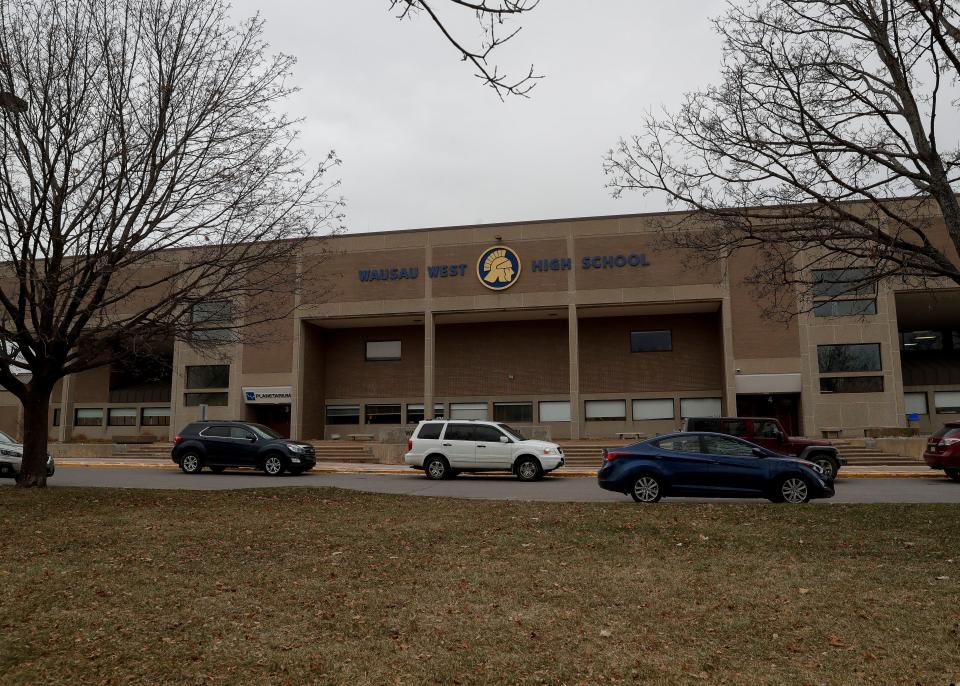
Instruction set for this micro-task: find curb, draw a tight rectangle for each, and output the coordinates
[57,462,941,479]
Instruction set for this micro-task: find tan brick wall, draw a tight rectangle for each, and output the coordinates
[72,367,110,403]
[728,247,800,359]
[305,249,425,304]
[322,326,424,399]
[574,236,721,290]
[579,313,724,393]
[431,239,569,297]
[435,320,570,396]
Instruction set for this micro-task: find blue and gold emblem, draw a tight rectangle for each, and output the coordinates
[477,245,521,291]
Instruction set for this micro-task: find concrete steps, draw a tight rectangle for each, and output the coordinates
[118,442,173,459]
[306,441,379,464]
[558,444,612,468]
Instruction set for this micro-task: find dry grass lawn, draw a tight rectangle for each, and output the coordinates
[1,486,958,684]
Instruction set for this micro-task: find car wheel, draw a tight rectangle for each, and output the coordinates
[179,453,203,475]
[630,474,664,503]
[210,466,226,474]
[810,455,836,479]
[263,454,285,476]
[515,456,543,482]
[778,475,811,504]
[424,455,450,480]
[945,468,960,482]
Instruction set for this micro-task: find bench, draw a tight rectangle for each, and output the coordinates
[616,432,644,441]
[347,433,375,442]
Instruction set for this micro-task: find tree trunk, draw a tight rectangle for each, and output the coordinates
[16,389,51,488]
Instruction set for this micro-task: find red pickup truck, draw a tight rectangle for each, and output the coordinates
[682,416,844,478]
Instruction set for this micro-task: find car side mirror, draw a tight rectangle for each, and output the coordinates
[500,436,509,443]
[752,447,767,458]
[247,435,257,442]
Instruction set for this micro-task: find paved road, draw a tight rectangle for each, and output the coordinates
[7,466,960,503]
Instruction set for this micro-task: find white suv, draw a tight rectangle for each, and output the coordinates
[404,420,564,481]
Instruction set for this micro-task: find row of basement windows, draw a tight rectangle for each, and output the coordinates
[57,407,171,427]
[325,397,722,425]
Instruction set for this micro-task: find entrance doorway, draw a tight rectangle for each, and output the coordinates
[249,404,291,438]
[736,393,801,436]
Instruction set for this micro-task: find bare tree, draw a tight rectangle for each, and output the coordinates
[390,0,542,98]
[604,0,960,317]
[0,0,344,487]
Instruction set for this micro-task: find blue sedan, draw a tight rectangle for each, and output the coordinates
[597,432,835,504]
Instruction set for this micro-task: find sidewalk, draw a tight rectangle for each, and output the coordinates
[55,457,940,479]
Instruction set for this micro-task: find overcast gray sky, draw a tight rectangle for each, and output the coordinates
[228,1,728,232]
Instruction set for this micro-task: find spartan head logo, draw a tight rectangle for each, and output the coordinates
[483,248,515,284]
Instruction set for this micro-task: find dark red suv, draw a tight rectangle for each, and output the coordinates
[683,416,844,478]
[923,423,960,482]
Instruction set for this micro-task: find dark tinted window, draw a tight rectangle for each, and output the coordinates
[819,376,884,393]
[417,422,444,440]
[443,423,476,441]
[493,402,533,422]
[184,392,229,406]
[721,420,749,437]
[813,299,876,317]
[703,435,755,457]
[932,426,960,439]
[630,330,672,352]
[185,365,230,389]
[365,404,401,424]
[475,425,505,442]
[811,268,875,297]
[249,423,282,439]
[754,421,782,439]
[817,344,881,373]
[654,435,702,453]
[230,427,255,440]
[202,425,231,438]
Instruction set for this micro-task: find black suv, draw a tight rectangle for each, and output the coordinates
[171,421,316,476]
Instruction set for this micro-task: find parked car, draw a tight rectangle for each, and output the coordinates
[171,421,316,476]
[597,432,834,503]
[0,430,55,479]
[923,422,960,482]
[404,420,564,481]
[683,416,845,478]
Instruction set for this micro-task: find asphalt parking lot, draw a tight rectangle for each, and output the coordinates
[12,466,960,503]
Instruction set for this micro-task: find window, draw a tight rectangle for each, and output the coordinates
[365,404,401,424]
[416,422,444,440]
[753,420,782,439]
[366,340,401,361]
[817,344,882,373]
[703,435,756,457]
[630,330,672,353]
[200,425,231,437]
[632,398,674,420]
[686,418,720,432]
[325,404,360,425]
[191,328,236,343]
[813,299,877,317]
[811,268,875,297]
[493,402,533,422]
[934,391,960,414]
[184,392,229,406]
[585,399,626,421]
[449,402,488,420]
[904,393,928,416]
[406,403,445,423]
[185,365,230,389]
[900,331,943,351]
[539,401,571,422]
[230,427,255,440]
[52,408,60,427]
[443,423,476,441]
[680,397,722,418]
[192,301,232,323]
[819,376,884,393]
[141,407,171,426]
[107,408,137,426]
[721,419,750,438]
[74,408,104,427]
[475,425,506,443]
[654,435,702,453]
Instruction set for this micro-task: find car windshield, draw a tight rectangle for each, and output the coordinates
[0,430,15,444]
[248,423,283,439]
[497,423,526,441]
[932,425,960,439]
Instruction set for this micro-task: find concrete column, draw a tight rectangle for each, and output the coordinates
[290,319,305,440]
[568,303,580,439]
[58,374,73,443]
[720,296,738,416]
[424,310,435,419]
